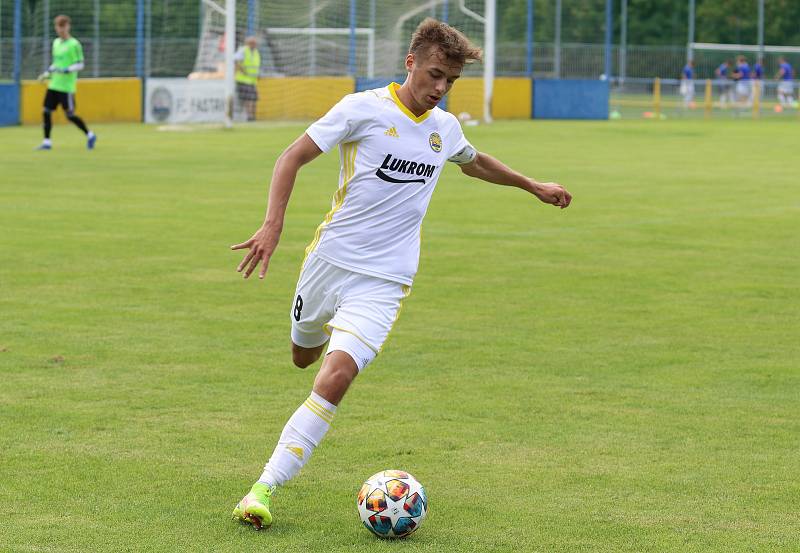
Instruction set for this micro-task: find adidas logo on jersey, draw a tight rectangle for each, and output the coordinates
[384,126,399,138]
[375,153,437,184]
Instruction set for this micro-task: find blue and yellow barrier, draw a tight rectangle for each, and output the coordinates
[0,83,20,126]
[448,77,532,119]
[21,78,141,124]
[256,77,354,120]
[533,79,609,120]
[6,76,610,124]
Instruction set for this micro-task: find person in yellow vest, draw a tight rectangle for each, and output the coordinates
[234,36,261,121]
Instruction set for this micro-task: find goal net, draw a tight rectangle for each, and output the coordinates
[689,42,800,106]
[144,0,493,125]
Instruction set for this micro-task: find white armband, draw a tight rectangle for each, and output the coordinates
[447,144,477,165]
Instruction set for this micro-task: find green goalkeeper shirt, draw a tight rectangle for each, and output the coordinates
[49,37,83,94]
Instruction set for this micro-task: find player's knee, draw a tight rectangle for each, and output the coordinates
[317,358,357,393]
[42,107,51,115]
[66,111,76,119]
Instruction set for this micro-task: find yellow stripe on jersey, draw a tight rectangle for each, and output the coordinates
[389,82,431,123]
[378,284,413,353]
[304,398,334,423]
[303,141,358,263]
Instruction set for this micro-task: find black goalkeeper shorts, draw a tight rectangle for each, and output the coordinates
[43,89,76,113]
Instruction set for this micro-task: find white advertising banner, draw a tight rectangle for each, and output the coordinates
[145,78,227,124]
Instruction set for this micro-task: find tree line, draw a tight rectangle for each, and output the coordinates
[500,0,800,46]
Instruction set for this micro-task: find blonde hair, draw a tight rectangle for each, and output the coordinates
[409,18,482,66]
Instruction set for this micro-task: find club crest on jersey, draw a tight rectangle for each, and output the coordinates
[429,132,442,152]
[376,153,436,184]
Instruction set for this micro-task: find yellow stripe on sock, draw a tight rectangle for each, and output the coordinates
[304,399,333,424]
[303,399,330,422]
[307,396,335,418]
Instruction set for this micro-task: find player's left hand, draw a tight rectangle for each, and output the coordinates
[532,181,572,209]
[37,72,51,82]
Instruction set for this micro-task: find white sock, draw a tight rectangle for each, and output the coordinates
[258,391,337,487]
[43,138,52,146]
[88,131,95,138]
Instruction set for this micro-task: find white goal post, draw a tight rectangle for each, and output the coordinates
[225,0,235,128]
[457,0,495,124]
[691,42,800,54]
[198,0,235,127]
[690,42,800,61]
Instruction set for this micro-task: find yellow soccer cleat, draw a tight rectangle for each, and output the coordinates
[232,482,275,530]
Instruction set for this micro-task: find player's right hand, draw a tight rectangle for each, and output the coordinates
[37,71,50,82]
[230,224,281,280]
[532,181,572,209]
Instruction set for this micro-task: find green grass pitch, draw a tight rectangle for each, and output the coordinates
[1,118,798,552]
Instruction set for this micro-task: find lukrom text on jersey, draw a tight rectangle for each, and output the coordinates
[379,153,436,178]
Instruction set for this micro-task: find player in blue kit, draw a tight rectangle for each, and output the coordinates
[753,57,764,101]
[229,18,572,530]
[733,55,752,106]
[776,57,795,108]
[715,60,733,108]
[753,58,764,80]
[680,60,695,108]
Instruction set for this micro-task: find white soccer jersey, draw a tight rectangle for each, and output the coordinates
[304,83,475,286]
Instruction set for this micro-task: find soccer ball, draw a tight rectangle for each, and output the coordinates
[357,470,427,538]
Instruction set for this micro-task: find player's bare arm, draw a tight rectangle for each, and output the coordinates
[230,133,322,279]
[459,151,572,209]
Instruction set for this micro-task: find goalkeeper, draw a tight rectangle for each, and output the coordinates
[36,15,96,151]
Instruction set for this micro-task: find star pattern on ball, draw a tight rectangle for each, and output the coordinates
[381,491,411,528]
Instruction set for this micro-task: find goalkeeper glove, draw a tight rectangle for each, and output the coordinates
[37,71,51,82]
[46,64,70,74]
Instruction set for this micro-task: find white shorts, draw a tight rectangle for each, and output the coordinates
[778,81,793,95]
[736,81,751,97]
[290,253,411,371]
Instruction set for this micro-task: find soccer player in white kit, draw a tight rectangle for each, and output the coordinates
[230,18,572,530]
